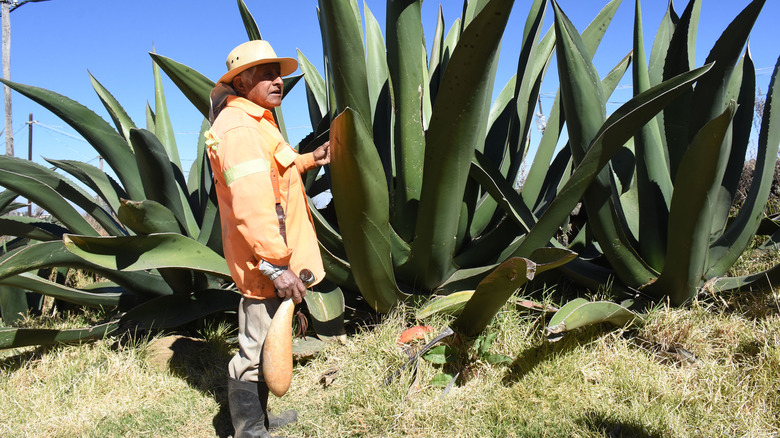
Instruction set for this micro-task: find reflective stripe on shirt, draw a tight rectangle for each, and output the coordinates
[223,157,271,186]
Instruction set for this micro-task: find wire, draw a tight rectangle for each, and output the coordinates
[33,122,88,143]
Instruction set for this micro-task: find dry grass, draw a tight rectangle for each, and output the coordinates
[1,289,779,437]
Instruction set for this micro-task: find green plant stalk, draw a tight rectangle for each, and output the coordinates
[646,102,737,305]
[329,108,402,313]
[386,0,426,242]
[632,0,673,271]
[407,0,514,290]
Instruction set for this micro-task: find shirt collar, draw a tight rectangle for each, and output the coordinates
[225,95,278,127]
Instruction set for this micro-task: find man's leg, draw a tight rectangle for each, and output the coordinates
[227,297,277,438]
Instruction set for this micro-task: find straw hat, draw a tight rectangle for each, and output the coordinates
[218,40,298,84]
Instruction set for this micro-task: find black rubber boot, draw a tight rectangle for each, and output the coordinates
[227,377,271,438]
[258,381,298,430]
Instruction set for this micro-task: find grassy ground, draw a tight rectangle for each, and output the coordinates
[2,276,779,438]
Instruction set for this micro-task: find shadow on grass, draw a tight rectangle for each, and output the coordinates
[501,328,602,386]
[152,335,234,438]
[576,411,664,438]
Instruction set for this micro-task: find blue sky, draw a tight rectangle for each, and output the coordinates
[2,0,778,174]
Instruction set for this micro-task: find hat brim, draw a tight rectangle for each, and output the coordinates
[218,57,298,84]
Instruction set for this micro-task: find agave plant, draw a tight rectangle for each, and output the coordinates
[545,0,780,307]
[154,0,731,337]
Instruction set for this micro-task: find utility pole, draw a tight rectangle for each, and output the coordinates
[1,0,50,156]
[2,0,11,155]
[26,112,32,215]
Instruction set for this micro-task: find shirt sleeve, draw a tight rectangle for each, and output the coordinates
[217,125,293,266]
[294,152,318,175]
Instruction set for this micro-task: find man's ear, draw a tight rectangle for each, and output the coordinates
[232,76,245,95]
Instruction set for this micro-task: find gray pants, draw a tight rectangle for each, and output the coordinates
[228,296,281,382]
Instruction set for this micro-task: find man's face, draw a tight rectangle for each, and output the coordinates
[233,63,283,109]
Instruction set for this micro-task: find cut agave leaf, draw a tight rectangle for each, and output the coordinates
[417,290,475,319]
[546,299,637,339]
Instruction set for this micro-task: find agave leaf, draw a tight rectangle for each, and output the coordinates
[410,0,514,289]
[720,51,753,201]
[318,0,371,120]
[505,0,551,187]
[551,0,605,162]
[548,1,650,286]
[709,259,780,293]
[632,0,672,271]
[0,216,68,241]
[0,168,98,237]
[363,2,388,123]
[309,201,346,260]
[129,128,198,237]
[146,102,156,131]
[646,0,679,151]
[558,257,620,293]
[514,64,714,262]
[0,320,120,349]
[196,184,223,253]
[304,280,346,342]
[89,72,137,142]
[531,247,578,272]
[523,0,624,209]
[0,272,129,308]
[0,156,126,237]
[150,53,213,120]
[327,108,403,312]
[0,79,144,200]
[689,0,764,138]
[119,289,240,331]
[417,290,474,319]
[435,265,498,295]
[63,233,231,278]
[580,0,623,56]
[707,55,780,278]
[663,0,701,177]
[386,0,426,241]
[0,241,173,297]
[298,50,328,130]
[452,256,537,337]
[647,102,737,305]
[446,248,577,335]
[46,158,126,214]
[522,79,562,210]
[648,0,679,88]
[473,74,516,238]
[0,190,18,213]
[319,243,357,291]
[237,0,261,40]
[469,151,536,233]
[117,199,182,235]
[546,299,637,336]
[187,120,212,216]
[0,285,29,325]
[152,54,181,169]
[439,18,461,81]
[427,5,446,104]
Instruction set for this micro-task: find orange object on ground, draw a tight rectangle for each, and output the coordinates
[396,325,435,346]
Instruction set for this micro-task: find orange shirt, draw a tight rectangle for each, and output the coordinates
[208,96,324,299]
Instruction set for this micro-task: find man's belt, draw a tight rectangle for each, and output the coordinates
[270,167,287,243]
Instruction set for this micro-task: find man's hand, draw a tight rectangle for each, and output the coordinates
[272,269,307,304]
[313,141,330,166]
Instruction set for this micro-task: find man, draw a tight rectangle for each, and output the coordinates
[207,39,329,438]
